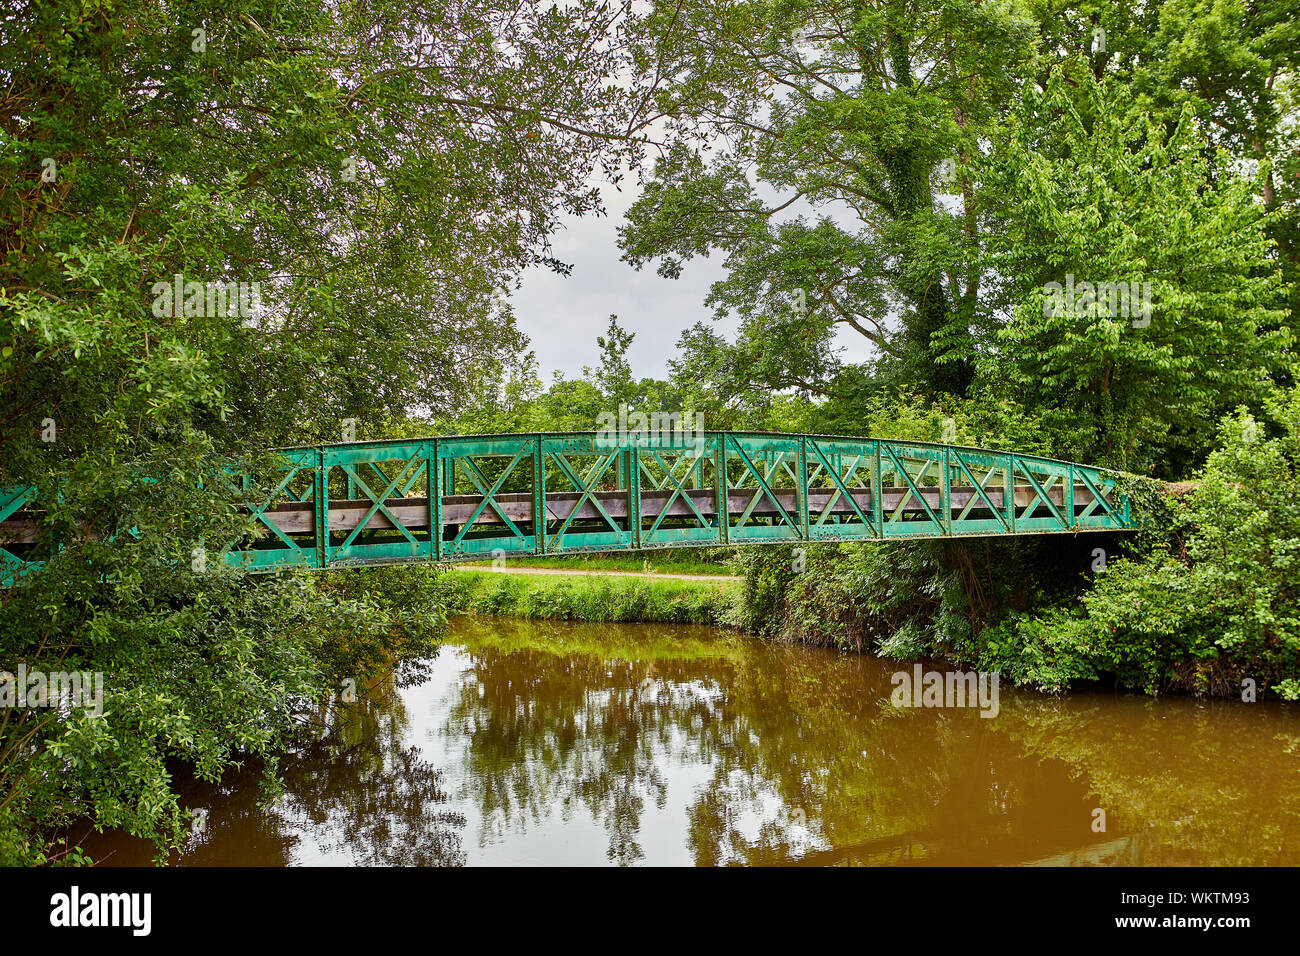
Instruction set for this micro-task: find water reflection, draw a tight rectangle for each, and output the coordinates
[84,678,467,867]
[83,616,1300,866]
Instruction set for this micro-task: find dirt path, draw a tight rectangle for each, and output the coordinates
[450,564,741,583]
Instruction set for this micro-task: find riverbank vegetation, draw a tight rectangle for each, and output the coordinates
[445,569,734,625]
[460,548,736,577]
[2,0,1297,864]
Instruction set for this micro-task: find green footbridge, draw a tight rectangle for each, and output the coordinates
[0,431,1136,582]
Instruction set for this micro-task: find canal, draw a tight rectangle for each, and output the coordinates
[83,616,1300,866]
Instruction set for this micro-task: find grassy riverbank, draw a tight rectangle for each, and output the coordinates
[458,548,736,577]
[444,568,736,625]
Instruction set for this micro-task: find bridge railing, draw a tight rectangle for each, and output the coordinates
[0,431,1134,580]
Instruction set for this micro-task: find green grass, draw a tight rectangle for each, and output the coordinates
[446,569,738,625]
[459,547,737,577]
[451,615,748,663]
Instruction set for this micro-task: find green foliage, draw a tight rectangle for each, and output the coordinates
[989,393,1300,697]
[588,315,637,406]
[0,0,643,863]
[447,570,733,625]
[728,546,801,639]
[983,70,1290,474]
[730,537,1062,656]
[0,555,448,865]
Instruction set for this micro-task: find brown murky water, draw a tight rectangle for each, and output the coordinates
[82,616,1300,866]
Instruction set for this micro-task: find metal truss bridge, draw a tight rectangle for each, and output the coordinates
[0,431,1135,581]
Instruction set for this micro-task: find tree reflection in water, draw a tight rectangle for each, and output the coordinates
[445,619,1100,865]
[277,685,467,866]
[447,617,1300,866]
[80,670,467,867]
[81,616,1300,866]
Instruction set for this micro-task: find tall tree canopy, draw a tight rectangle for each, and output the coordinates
[622,0,1297,473]
[0,0,650,863]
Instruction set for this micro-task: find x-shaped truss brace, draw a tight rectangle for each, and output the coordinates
[330,453,427,557]
[1015,463,1067,527]
[1075,469,1120,524]
[808,444,873,530]
[951,454,1011,530]
[449,447,530,547]
[642,450,713,541]
[727,439,798,532]
[546,451,621,549]
[247,466,315,552]
[882,446,941,527]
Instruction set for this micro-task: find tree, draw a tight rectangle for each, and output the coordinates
[982,71,1290,474]
[0,0,648,863]
[621,0,1042,398]
[590,314,637,405]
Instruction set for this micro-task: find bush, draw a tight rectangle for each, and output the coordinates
[0,553,448,866]
[989,394,1300,697]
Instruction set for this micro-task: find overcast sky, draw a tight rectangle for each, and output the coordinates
[512,177,725,384]
[512,176,879,386]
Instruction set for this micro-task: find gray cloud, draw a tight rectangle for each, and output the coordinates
[514,177,879,384]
